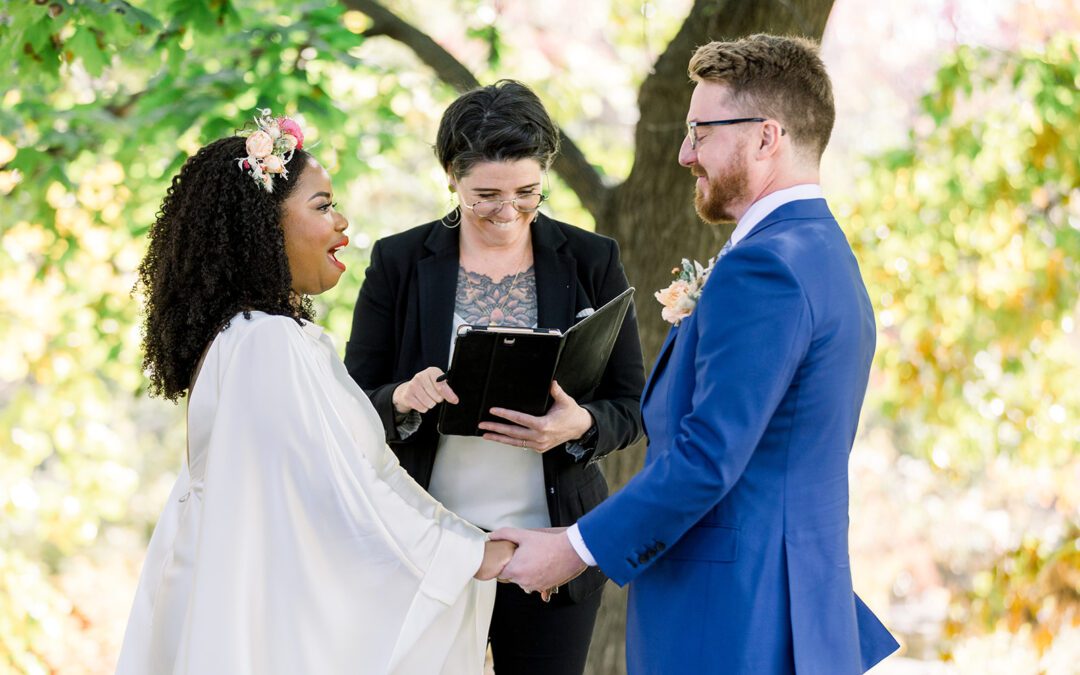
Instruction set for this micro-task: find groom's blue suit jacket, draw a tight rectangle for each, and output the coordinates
[579,199,899,674]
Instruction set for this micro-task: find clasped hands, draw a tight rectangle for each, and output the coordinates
[393,367,593,452]
[473,527,588,601]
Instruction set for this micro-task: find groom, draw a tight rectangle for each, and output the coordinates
[493,34,899,673]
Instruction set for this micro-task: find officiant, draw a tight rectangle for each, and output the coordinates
[344,80,645,675]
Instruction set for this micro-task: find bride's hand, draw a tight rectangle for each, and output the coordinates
[475,540,516,580]
[392,366,459,414]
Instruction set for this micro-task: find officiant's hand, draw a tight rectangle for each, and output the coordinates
[392,366,459,414]
[475,539,517,581]
[489,527,587,596]
[479,381,593,452]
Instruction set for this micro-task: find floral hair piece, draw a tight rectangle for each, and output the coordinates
[236,109,305,193]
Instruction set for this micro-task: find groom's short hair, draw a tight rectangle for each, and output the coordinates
[689,34,835,162]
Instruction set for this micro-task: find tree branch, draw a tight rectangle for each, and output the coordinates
[341,0,611,220]
[549,131,610,221]
[346,0,479,92]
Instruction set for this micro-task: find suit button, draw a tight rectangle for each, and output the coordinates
[638,553,648,564]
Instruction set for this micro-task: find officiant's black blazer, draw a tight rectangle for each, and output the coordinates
[344,213,645,602]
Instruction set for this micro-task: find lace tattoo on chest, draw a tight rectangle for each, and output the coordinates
[455,266,538,326]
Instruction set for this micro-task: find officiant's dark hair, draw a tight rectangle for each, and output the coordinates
[136,135,314,402]
[435,79,561,178]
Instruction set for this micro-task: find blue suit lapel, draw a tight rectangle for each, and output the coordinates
[642,324,679,406]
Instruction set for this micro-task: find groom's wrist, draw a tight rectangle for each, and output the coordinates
[566,524,597,567]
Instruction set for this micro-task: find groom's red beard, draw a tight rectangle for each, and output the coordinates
[693,151,750,225]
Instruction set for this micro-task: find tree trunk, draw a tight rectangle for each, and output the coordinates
[587,2,835,672]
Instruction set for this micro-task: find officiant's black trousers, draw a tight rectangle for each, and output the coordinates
[488,581,603,675]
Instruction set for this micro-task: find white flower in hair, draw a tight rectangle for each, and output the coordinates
[263,155,284,174]
[245,131,274,159]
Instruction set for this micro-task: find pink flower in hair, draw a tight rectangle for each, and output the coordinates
[278,118,304,149]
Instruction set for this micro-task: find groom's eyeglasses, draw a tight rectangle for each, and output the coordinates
[685,118,786,150]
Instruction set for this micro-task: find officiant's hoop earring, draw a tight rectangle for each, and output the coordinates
[441,204,461,229]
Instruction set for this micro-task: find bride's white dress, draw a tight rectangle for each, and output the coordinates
[116,312,495,674]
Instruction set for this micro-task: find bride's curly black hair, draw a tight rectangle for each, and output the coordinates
[137,136,314,401]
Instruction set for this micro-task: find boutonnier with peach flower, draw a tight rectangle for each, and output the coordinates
[655,257,716,325]
[236,109,305,193]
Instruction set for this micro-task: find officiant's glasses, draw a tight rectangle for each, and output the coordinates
[463,193,548,218]
[686,118,785,150]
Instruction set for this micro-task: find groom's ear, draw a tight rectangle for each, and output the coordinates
[755,119,785,158]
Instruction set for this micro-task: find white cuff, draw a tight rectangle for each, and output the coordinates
[566,523,597,567]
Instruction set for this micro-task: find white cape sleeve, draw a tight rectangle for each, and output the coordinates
[172,317,489,674]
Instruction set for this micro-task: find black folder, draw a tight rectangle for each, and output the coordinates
[437,287,635,436]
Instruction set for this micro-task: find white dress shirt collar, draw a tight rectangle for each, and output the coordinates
[728,184,824,248]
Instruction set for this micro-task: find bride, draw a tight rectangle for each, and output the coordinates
[116,112,513,674]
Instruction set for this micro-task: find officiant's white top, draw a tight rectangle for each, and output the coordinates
[427,311,551,532]
[116,312,495,675]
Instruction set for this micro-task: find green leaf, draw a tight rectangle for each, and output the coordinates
[67,27,107,76]
[110,1,164,33]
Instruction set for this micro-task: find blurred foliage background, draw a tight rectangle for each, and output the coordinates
[1,0,1078,673]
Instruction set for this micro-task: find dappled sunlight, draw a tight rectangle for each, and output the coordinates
[2,0,1078,672]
